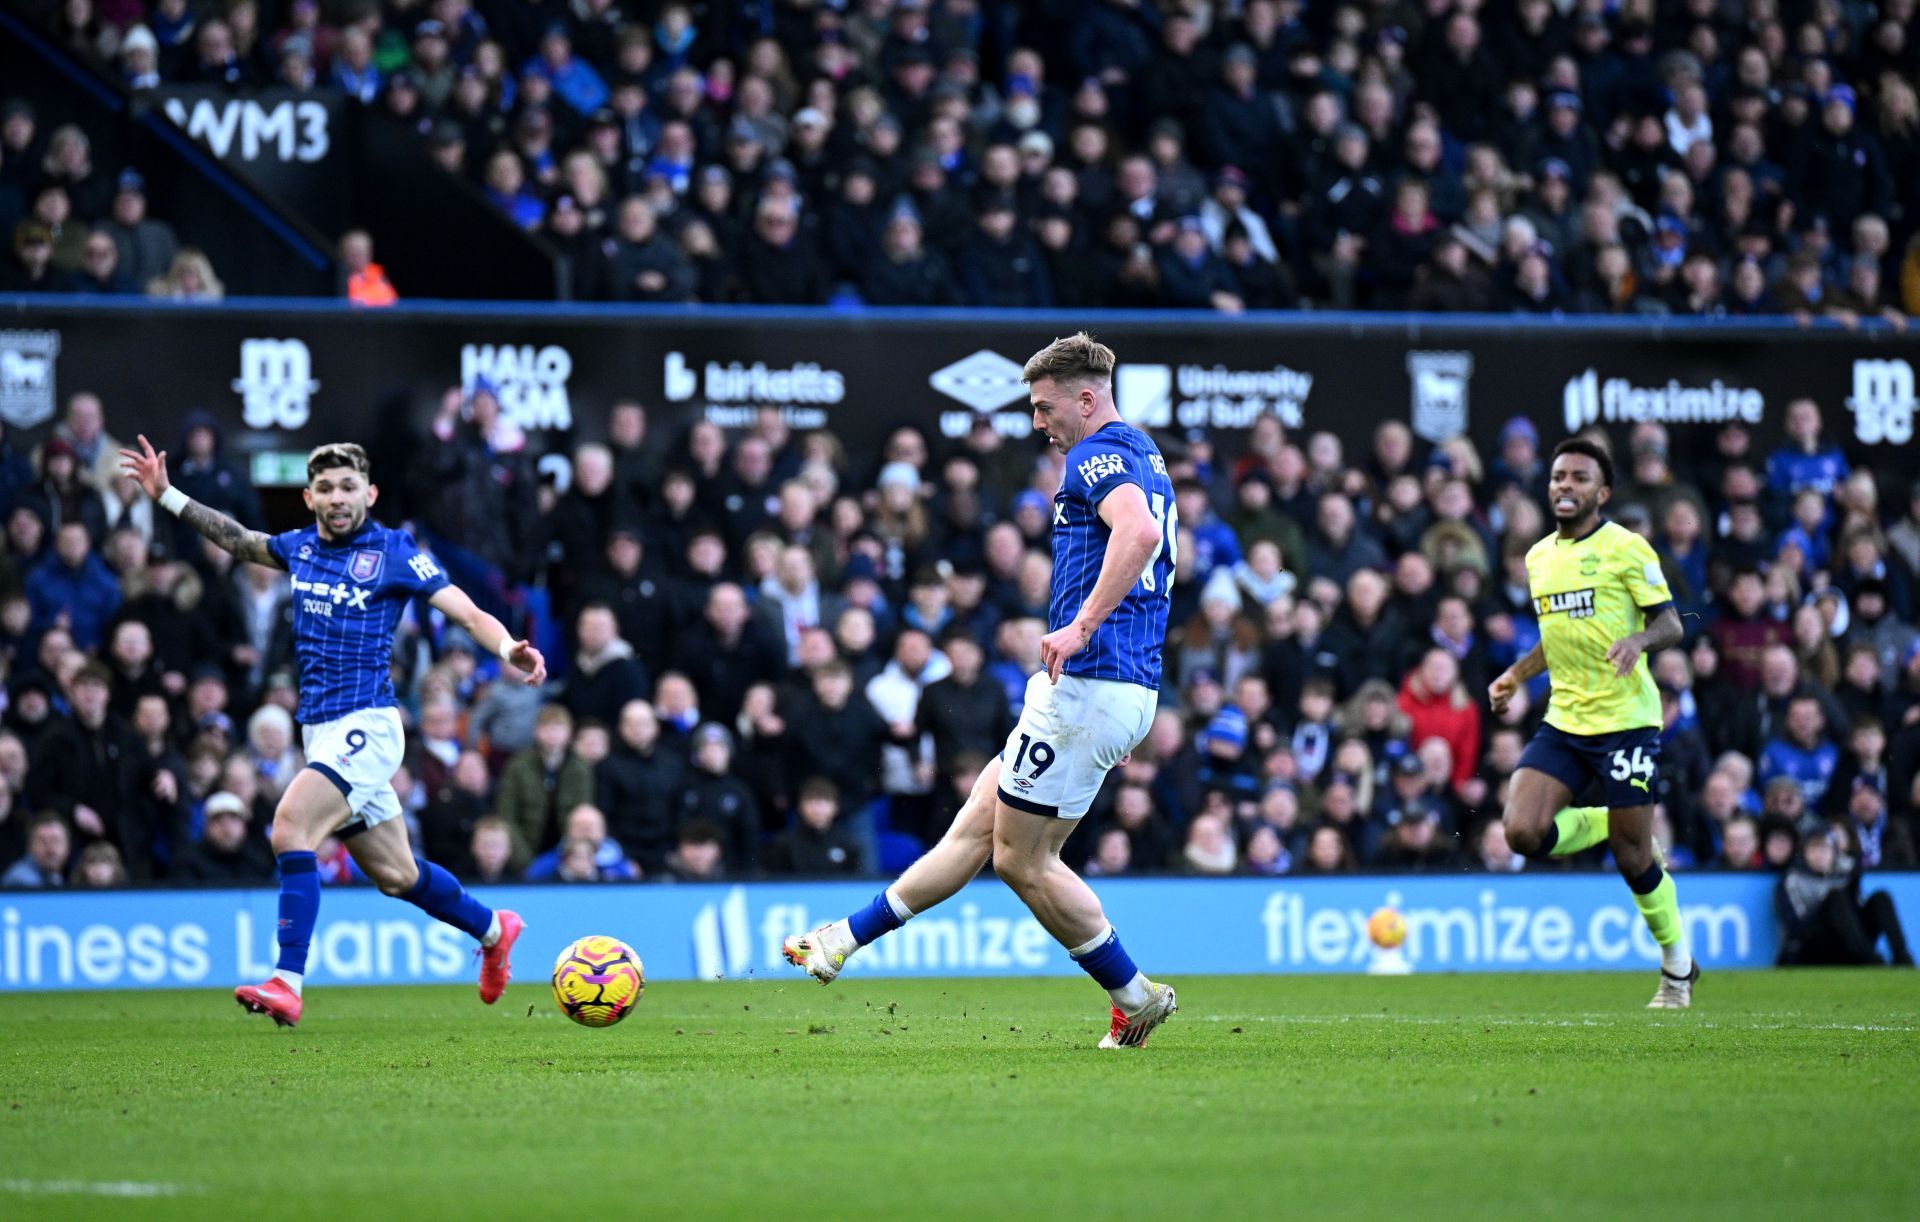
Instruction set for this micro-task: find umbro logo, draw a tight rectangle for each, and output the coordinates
[927,350,1029,413]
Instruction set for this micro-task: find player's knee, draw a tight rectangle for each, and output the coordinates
[372,857,420,897]
[1503,815,1549,857]
[991,841,1036,891]
[268,819,308,857]
[1610,829,1655,880]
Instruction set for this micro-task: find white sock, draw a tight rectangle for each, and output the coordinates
[883,887,915,923]
[271,969,303,997]
[1110,972,1154,1014]
[1066,926,1111,958]
[1661,937,1692,976]
[482,911,502,948]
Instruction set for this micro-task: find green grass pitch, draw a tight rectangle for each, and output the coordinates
[2,971,1916,1220]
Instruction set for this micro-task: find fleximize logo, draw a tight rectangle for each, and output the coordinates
[1562,368,1763,431]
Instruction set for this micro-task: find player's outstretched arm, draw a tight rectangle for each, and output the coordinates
[1039,482,1160,682]
[118,434,283,569]
[428,585,548,686]
[1489,642,1546,715]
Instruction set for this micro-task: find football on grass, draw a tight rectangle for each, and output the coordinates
[552,935,645,1027]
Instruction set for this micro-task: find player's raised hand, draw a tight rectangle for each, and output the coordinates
[117,434,170,499]
[503,639,547,685]
[1039,621,1092,683]
[1487,671,1518,715]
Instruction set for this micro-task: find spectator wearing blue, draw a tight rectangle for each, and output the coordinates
[1195,706,1259,802]
[1173,478,1243,585]
[526,24,608,117]
[1758,694,1842,810]
[329,25,379,103]
[524,804,638,882]
[26,521,120,651]
[167,411,259,562]
[1766,398,1850,504]
[1,812,68,887]
[1158,216,1244,312]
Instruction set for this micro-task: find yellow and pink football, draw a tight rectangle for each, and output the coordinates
[551,935,645,1027]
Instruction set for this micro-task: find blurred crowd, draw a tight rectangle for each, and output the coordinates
[0,95,220,299]
[5,0,1917,315]
[0,379,1916,966]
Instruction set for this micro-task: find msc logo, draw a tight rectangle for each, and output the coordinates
[1846,359,1915,445]
[1077,452,1128,486]
[233,338,318,429]
[0,329,59,429]
[928,349,1029,412]
[1535,589,1597,619]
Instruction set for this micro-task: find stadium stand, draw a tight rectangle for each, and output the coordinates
[0,381,1916,894]
[0,0,1914,314]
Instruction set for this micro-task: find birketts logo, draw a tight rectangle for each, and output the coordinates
[1406,351,1473,443]
[233,338,318,429]
[0,330,60,429]
[461,343,573,431]
[664,351,845,429]
[1846,358,1916,445]
[1561,369,1763,432]
[1116,362,1311,430]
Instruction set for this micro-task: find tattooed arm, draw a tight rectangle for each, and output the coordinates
[119,434,285,570]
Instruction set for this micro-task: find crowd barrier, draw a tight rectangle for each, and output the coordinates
[1,303,1915,484]
[4,873,1916,991]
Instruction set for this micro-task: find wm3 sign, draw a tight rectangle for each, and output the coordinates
[159,96,330,162]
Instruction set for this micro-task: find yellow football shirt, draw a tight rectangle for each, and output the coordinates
[1524,521,1671,735]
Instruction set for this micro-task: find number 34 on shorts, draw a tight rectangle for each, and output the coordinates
[1518,723,1661,809]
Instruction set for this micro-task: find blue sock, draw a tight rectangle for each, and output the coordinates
[845,889,909,946]
[400,857,494,941]
[1071,926,1140,991]
[274,851,321,975]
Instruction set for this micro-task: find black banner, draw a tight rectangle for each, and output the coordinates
[2,304,1915,497]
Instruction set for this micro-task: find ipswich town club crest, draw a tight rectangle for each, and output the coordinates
[349,550,383,583]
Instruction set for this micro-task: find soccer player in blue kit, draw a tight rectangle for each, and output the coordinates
[784,334,1180,1048]
[120,437,547,1028]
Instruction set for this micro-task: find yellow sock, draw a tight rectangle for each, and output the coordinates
[1548,807,1609,857]
[1631,869,1692,972]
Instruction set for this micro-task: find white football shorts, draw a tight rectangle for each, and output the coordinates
[996,671,1157,820]
[301,706,406,834]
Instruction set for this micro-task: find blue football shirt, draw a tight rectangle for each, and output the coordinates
[1050,421,1176,690]
[267,521,451,724]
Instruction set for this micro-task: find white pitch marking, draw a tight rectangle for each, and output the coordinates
[0,1179,199,1198]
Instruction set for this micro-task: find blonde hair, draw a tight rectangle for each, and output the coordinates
[1022,332,1116,385]
[307,442,371,482]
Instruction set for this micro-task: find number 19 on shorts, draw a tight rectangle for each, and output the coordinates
[1012,733,1056,781]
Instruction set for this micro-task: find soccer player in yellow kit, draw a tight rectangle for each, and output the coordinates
[1489,438,1697,1008]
